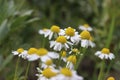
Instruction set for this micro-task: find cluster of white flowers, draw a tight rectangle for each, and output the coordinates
[12,24,115,80]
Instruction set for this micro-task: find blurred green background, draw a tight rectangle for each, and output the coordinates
[0,0,120,80]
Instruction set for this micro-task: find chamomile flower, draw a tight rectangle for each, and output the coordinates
[39,25,64,40]
[50,36,73,51]
[107,76,115,80]
[55,68,83,80]
[64,27,80,44]
[95,48,115,60]
[41,59,56,69]
[37,48,59,62]
[36,67,58,80]
[80,30,95,48]
[78,24,93,31]
[61,51,67,62]
[26,48,40,61]
[27,48,59,61]
[12,48,28,59]
[66,55,77,69]
[69,48,80,54]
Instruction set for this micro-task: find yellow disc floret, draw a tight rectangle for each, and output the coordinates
[42,68,57,78]
[61,51,66,57]
[67,55,77,64]
[28,48,38,55]
[107,76,115,80]
[56,36,67,44]
[80,30,91,40]
[65,27,75,36]
[50,25,60,33]
[45,59,53,65]
[43,28,48,31]
[83,24,89,28]
[61,68,72,77]
[101,48,110,54]
[72,48,79,53]
[36,48,48,56]
[17,48,24,53]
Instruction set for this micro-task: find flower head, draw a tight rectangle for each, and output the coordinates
[55,68,83,80]
[50,25,60,33]
[65,27,80,44]
[39,25,63,40]
[95,48,115,60]
[50,36,73,51]
[12,48,28,59]
[27,48,59,61]
[36,67,58,80]
[78,24,93,31]
[107,76,115,80]
[80,30,95,48]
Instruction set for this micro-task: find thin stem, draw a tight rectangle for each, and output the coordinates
[75,48,86,70]
[24,62,30,80]
[98,60,105,80]
[14,57,20,80]
[57,51,62,68]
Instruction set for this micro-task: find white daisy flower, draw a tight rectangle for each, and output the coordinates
[12,48,28,59]
[66,55,77,69]
[55,68,83,80]
[26,48,40,61]
[80,30,95,48]
[95,48,115,60]
[50,36,73,51]
[27,48,59,62]
[64,27,80,45]
[69,48,80,55]
[41,59,56,69]
[36,67,59,80]
[61,51,67,62]
[78,24,93,31]
[39,25,64,40]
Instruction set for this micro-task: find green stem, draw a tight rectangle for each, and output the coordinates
[24,62,30,80]
[14,57,20,80]
[57,51,62,68]
[75,48,86,70]
[98,60,105,80]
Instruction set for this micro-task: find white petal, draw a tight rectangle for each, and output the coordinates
[48,52,59,59]
[81,40,89,48]
[27,54,39,61]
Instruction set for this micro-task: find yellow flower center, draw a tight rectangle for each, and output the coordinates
[50,25,60,33]
[107,77,115,80]
[45,59,53,65]
[67,55,76,64]
[36,48,48,56]
[80,30,91,40]
[61,51,66,57]
[83,24,89,28]
[17,48,24,53]
[56,36,67,44]
[42,68,57,78]
[65,27,75,36]
[61,68,72,77]
[101,48,110,54]
[72,48,79,53]
[43,28,48,31]
[28,48,38,55]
